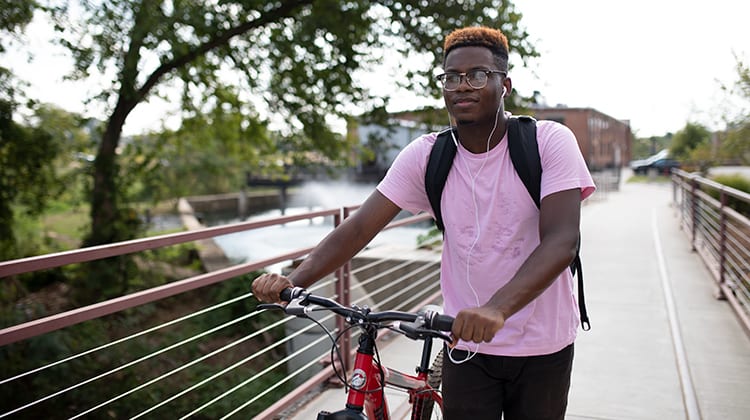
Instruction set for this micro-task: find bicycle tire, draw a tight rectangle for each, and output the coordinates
[411,350,443,420]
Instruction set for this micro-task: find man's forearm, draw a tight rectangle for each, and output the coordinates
[486,235,577,319]
[287,220,369,288]
[287,191,401,288]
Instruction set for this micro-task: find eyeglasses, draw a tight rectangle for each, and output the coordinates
[435,69,507,91]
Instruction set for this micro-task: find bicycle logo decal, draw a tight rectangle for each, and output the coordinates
[350,368,367,389]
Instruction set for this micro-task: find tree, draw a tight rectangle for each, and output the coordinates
[1,2,88,260]
[0,0,37,53]
[718,56,750,164]
[669,122,710,161]
[40,0,537,247]
[128,88,274,202]
[631,133,673,159]
[0,97,60,260]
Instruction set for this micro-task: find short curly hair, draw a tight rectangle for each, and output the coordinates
[443,26,509,70]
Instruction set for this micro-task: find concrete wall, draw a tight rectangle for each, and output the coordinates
[186,190,298,219]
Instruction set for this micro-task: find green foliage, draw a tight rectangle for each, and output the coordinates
[0,0,36,53]
[417,226,442,249]
[631,133,673,160]
[0,272,291,418]
[36,0,538,247]
[669,122,711,161]
[126,89,275,202]
[718,124,750,165]
[717,56,750,164]
[0,99,63,259]
[708,173,750,216]
[0,74,95,259]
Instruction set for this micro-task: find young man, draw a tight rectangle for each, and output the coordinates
[253,26,595,419]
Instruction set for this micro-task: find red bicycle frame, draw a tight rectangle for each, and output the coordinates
[262,288,451,420]
[317,324,442,420]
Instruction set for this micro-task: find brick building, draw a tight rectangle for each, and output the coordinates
[531,106,632,171]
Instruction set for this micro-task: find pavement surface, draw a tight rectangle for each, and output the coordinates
[285,178,750,420]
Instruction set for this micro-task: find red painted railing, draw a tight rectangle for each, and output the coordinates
[0,204,439,418]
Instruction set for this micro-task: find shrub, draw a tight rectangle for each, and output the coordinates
[708,174,750,216]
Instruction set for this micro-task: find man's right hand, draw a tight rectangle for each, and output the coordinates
[252,273,294,303]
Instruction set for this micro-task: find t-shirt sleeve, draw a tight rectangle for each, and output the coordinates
[376,133,436,216]
[537,120,596,201]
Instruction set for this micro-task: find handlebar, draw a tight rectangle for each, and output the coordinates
[262,287,454,341]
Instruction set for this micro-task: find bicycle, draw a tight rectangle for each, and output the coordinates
[258,287,454,420]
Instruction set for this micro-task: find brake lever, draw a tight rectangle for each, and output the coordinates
[257,303,285,311]
[285,297,311,316]
[256,298,311,317]
[395,320,454,342]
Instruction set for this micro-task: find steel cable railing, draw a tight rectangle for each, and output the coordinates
[672,169,750,335]
[2,307,261,418]
[0,292,251,386]
[214,336,332,419]
[354,265,441,311]
[132,320,332,419]
[1,204,437,418]
[351,261,440,304]
[121,281,340,418]
[351,259,419,289]
[69,306,329,419]
[378,269,442,311]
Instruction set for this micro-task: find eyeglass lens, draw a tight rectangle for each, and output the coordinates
[442,70,489,90]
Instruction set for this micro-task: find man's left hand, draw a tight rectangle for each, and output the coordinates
[451,306,506,345]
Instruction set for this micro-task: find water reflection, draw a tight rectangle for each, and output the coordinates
[210,182,433,272]
[213,206,430,272]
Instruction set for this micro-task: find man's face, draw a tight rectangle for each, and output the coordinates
[442,46,509,126]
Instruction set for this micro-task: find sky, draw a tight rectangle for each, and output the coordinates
[3,0,749,138]
[509,0,750,137]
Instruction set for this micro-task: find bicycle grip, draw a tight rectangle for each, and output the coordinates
[280,288,293,302]
[429,313,454,332]
[279,286,304,302]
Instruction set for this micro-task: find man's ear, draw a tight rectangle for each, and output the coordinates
[502,77,512,98]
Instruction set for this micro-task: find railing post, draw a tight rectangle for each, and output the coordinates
[334,207,352,374]
[690,176,698,251]
[717,189,728,299]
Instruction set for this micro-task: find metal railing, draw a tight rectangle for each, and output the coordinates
[672,169,750,335]
[0,205,439,418]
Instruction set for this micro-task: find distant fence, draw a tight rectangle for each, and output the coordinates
[672,169,750,336]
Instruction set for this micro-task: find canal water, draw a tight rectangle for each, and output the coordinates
[206,182,432,271]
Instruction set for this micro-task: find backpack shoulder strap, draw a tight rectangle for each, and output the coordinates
[507,115,541,208]
[425,128,457,232]
[507,115,590,330]
[571,253,590,330]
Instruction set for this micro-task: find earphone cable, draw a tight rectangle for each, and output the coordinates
[446,102,503,364]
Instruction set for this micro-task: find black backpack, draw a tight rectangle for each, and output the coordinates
[424,115,590,330]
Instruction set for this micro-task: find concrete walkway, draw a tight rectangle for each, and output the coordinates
[568,180,750,420]
[287,180,750,419]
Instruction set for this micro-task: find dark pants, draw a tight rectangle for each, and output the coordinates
[442,344,574,420]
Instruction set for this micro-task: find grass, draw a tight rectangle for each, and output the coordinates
[41,205,90,247]
[626,174,672,183]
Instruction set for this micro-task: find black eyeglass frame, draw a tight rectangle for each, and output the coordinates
[435,69,507,91]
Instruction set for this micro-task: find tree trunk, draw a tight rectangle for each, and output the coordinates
[85,102,132,247]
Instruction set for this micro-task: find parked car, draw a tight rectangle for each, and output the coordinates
[632,158,681,175]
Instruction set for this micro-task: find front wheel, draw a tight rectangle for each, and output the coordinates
[411,350,443,420]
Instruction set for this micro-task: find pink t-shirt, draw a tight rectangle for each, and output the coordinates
[377,117,596,356]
